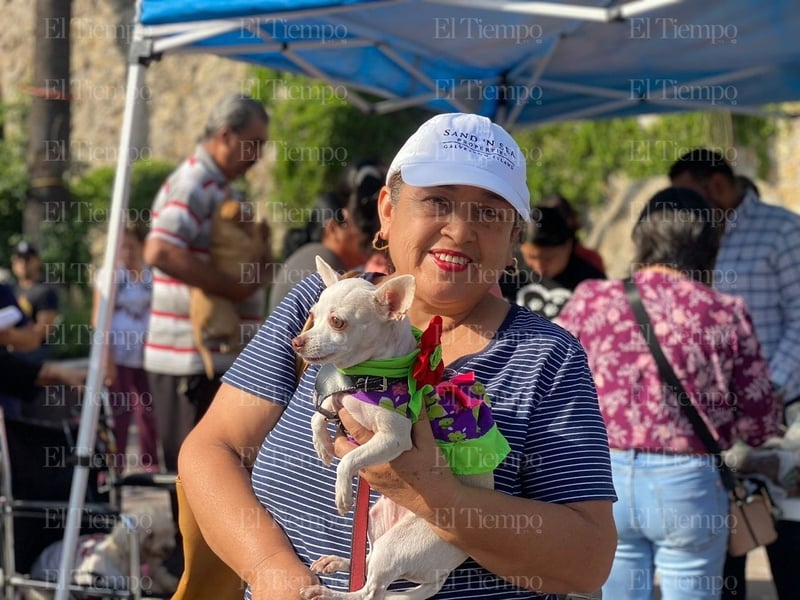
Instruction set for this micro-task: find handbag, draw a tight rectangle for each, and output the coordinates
[624,278,778,557]
[173,272,370,599]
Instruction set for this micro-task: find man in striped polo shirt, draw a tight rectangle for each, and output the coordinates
[143,94,271,473]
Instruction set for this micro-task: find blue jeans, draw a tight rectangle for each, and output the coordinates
[603,450,729,600]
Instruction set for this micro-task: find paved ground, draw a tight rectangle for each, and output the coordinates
[740,547,778,600]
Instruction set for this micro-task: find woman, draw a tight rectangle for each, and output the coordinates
[269,187,376,314]
[93,222,159,474]
[179,113,617,599]
[537,193,605,275]
[500,205,605,320]
[558,187,782,600]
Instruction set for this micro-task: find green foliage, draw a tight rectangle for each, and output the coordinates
[25,160,172,358]
[250,68,430,220]
[49,289,93,360]
[515,111,776,211]
[39,202,93,287]
[70,158,176,221]
[0,101,30,269]
[36,159,175,291]
[731,114,778,179]
[515,113,709,207]
[244,70,780,226]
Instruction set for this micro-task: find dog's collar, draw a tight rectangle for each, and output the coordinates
[314,363,402,420]
[311,331,422,421]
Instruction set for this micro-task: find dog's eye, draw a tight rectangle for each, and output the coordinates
[329,315,346,330]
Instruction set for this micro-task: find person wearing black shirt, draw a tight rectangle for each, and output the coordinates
[0,284,83,408]
[10,241,60,361]
[500,206,605,319]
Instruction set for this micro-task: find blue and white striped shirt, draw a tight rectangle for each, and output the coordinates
[224,273,616,599]
[714,191,800,402]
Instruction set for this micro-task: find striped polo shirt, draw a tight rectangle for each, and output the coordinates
[223,273,616,600]
[144,145,265,376]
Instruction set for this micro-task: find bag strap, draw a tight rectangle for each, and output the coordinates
[623,277,739,491]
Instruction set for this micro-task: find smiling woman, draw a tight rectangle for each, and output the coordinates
[178,113,617,600]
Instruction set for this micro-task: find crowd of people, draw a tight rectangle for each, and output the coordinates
[3,95,800,600]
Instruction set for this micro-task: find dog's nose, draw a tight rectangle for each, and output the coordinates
[291,336,305,351]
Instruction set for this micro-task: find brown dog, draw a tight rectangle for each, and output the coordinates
[190,199,268,379]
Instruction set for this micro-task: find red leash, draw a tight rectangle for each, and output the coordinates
[348,477,371,591]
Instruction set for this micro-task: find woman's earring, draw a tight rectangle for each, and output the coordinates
[504,257,519,276]
[372,232,389,251]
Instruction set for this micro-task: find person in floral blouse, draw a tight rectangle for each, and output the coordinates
[558,186,782,600]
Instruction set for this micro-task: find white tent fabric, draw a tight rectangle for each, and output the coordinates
[56,1,800,597]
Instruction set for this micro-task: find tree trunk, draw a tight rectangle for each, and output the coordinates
[25,0,72,245]
[0,84,5,141]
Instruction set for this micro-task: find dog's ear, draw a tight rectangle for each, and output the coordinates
[374,275,415,321]
[316,256,341,288]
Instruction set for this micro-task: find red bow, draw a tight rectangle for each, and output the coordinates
[435,372,483,411]
[412,316,444,388]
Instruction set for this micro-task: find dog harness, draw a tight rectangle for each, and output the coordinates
[314,316,511,475]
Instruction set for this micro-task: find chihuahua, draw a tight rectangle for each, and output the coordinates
[292,256,498,600]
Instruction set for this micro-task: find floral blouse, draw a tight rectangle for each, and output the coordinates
[557,270,782,452]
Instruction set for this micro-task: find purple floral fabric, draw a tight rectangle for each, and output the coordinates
[350,373,493,443]
[349,371,510,474]
[558,270,782,452]
[426,373,494,443]
[351,382,414,416]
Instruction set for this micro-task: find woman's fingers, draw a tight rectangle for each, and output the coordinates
[333,409,373,457]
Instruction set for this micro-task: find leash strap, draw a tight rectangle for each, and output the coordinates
[301,269,371,592]
[348,477,371,591]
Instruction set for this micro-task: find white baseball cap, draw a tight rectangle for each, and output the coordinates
[386,113,531,222]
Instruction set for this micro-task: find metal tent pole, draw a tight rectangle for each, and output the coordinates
[53,27,153,600]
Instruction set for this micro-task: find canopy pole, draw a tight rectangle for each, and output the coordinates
[53,29,151,600]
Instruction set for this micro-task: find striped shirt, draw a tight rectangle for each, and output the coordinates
[713,191,800,402]
[223,274,616,600]
[144,145,265,376]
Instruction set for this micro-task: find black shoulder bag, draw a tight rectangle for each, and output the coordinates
[624,277,777,556]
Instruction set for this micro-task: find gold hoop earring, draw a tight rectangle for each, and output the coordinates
[372,232,389,252]
[504,257,519,276]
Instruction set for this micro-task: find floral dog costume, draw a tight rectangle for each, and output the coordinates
[336,316,510,475]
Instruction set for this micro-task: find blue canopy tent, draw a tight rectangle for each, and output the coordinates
[57,1,800,597]
[136,0,800,125]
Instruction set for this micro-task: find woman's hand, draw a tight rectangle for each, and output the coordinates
[35,363,86,388]
[333,408,461,519]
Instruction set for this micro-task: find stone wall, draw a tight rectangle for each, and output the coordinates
[772,102,800,211]
[2,0,251,169]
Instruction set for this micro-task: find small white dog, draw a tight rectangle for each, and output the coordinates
[293,257,508,600]
[25,507,178,599]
